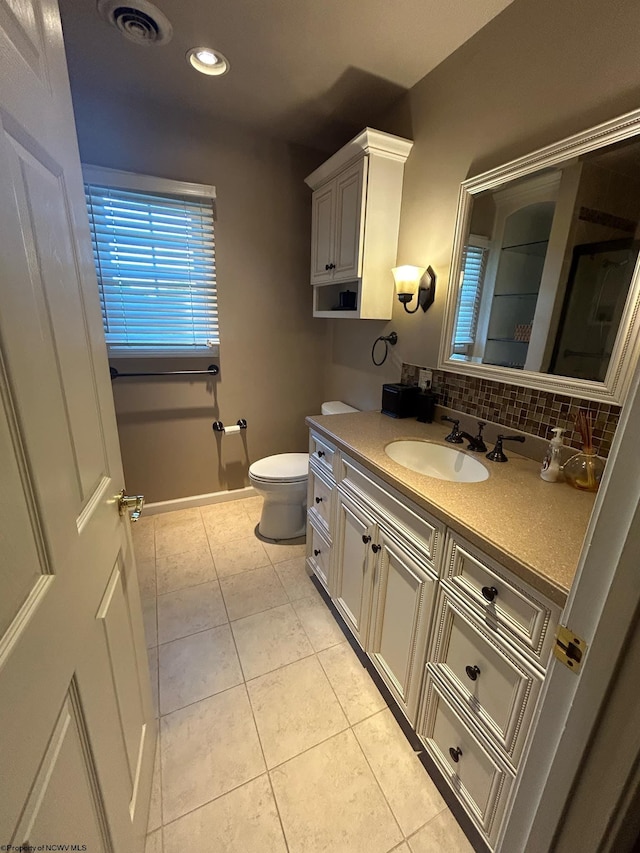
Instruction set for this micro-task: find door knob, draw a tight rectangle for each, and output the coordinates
[118,490,145,522]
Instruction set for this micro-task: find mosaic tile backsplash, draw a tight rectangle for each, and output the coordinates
[400,364,621,458]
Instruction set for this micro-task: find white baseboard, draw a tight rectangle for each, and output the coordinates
[144,486,258,516]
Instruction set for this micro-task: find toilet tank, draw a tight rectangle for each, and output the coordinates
[321,401,358,415]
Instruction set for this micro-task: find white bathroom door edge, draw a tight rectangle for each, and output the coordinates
[497,353,640,852]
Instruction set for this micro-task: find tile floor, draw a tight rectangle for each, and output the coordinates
[134,497,473,853]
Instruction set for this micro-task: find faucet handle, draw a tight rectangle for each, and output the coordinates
[469,421,487,453]
[486,434,525,462]
[441,416,464,444]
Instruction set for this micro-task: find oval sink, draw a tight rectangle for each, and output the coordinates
[385,440,489,483]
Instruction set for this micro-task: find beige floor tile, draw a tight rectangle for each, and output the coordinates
[163,774,286,853]
[142,597,158,649]
[231,603,314,680]
[157,581,227,644]
[147,740,162,832]
[354,709,447,836]
[205,511,259,545]
[137,559,156,598]
[293,595,345,651]
[262,539,307,564]
[274,556,317,601]
[211,536,271,579]
[132,528,155,564]
[159,624,243,715]
[200,500,247,526]
[238,496,264,523]
[161,685,265,823]
[156,547,217,595]
[147,646,159,719]
[220,566,288,621]
[155,508,203,528]
[144,829,162,853]
[318,642,386,724]
[408,810,474,853]
[270,729,402,853]
[391,845,411,853]
[248,656,349,768]
[155,522,208,559]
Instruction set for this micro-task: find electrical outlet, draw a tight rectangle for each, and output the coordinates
[418,369,433,391]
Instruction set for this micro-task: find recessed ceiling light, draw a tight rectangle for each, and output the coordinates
[187,46,230,76]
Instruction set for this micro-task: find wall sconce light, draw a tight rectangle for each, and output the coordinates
[392,265,436,314]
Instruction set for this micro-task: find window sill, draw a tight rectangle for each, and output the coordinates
[107,346,220,359]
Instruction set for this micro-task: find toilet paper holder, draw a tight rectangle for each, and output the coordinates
[212,419,248,433]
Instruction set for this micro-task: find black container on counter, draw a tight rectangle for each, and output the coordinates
[416,389,436,423]
[381,383,419,418]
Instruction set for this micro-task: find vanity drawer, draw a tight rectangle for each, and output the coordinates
[419,673,513,844]
[339,454,442,564]
[307,518,331,593]
[430,590,542,764]
[308,463,333,533]
[444,534,561,665]
[309,432,336,478]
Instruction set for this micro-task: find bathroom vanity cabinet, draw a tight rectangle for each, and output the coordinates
[305,423,567,849]
[305,128,413,320]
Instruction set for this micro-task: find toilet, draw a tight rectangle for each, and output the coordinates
[248,401,358,540]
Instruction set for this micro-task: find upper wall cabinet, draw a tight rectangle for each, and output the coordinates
[305,129,413,319]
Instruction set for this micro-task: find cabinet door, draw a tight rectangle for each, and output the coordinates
[368,531,436,723]
[333,160,366,282]
[310,182,335,284]
[333,489,375,648]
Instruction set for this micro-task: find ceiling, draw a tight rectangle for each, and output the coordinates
[58,0,516,151]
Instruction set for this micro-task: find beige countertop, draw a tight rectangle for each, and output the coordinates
[306,411,597,606]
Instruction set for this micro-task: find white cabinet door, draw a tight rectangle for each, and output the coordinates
[310,182,335,284]
[368,532,436,723]
[333,160,366,282]
[333,489,376,648]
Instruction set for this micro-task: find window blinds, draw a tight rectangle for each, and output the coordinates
[85,183,218,353]
[453,239,489,351]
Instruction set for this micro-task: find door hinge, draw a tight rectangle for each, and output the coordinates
[554,624,587,673]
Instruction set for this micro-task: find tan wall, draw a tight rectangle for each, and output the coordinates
[324,0,640,411]
[72,92,327,502]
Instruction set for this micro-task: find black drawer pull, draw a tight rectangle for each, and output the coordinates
[315,496,323,504]
[449,746,462,763]
[371,543,381,553]
[317,450,325,458]
[481,585,498,602]
[362,535,371,544]
[314,549,321,557]
[465,665,481,681]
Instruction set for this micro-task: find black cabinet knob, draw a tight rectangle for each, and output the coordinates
[449,746,462,763]
[314,549,321,557]
[481,586,498,602]
[362,535,371,544]
[465,665,481,681]
[371,543,381,553]
[315,496,323,504]
[317,450,325,458]
[328,263,336,269]
[325,264,330,271]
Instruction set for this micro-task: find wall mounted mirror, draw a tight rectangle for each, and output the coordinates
[439,109,640,404]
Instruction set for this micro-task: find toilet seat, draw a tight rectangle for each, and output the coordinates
[249,453,308,484]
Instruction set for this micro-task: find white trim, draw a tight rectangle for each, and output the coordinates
[305,128,413,189]
[439,106,640,405]
[108,345,220,359]
[143,486,257,516]
[82,165,216,202]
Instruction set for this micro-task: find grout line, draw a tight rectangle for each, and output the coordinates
[265,769,291,853]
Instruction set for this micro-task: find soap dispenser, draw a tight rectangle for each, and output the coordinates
[540,427,565,482]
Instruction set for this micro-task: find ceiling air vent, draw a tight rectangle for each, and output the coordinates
[97,0,173,46]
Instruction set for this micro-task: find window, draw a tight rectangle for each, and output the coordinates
[83,167,218,356]
[452,235,489,356]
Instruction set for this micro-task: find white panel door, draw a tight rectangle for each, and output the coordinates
[333,489,375,648]
[310,182,335,284]
[368,532,436,723]
[0,1,155,850]
[333,159,366,282]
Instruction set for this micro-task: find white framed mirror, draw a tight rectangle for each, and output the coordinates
[439,108,640,404]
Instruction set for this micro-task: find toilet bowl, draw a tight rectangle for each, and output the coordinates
[249,401,358,540]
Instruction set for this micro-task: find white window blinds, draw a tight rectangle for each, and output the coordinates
[85,179,218,355]
[453,236,489,353]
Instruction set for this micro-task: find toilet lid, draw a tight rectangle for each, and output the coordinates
[249,453,309,483]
